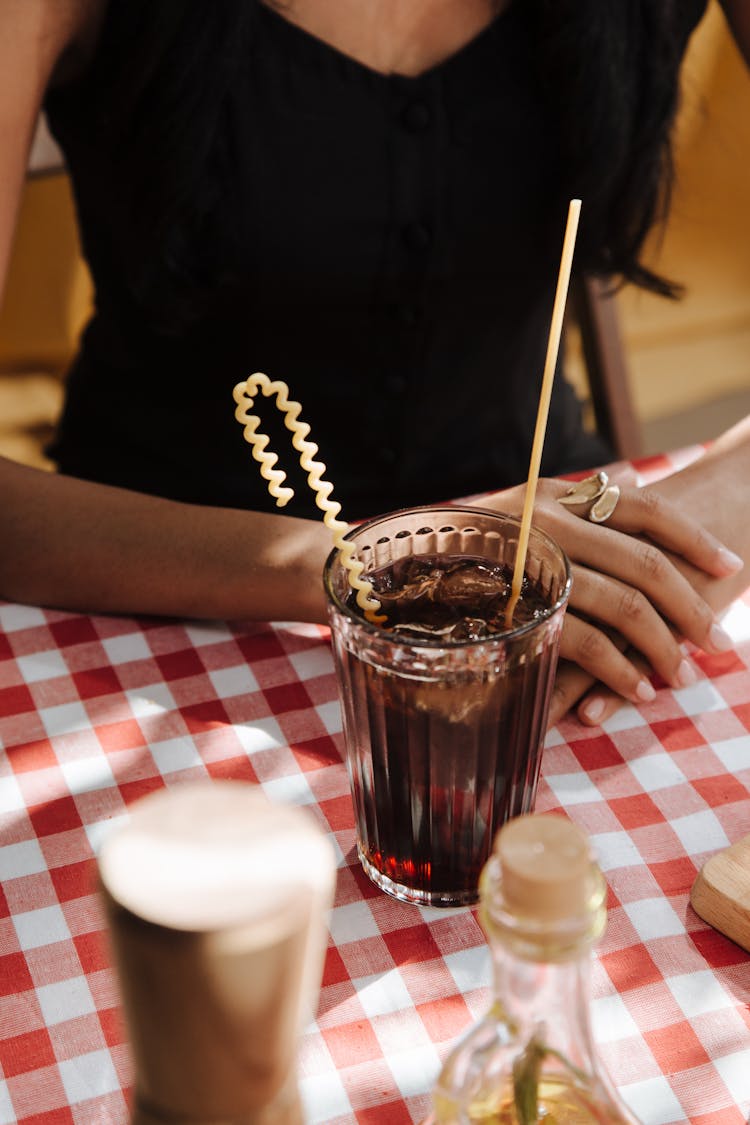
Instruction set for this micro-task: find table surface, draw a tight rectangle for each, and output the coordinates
[1,447,749,1125]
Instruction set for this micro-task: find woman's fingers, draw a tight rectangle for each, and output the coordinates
[559,613,657,707]
[577,648,655,726]
[550,480,743,578]
[532,492,734,658]
[566,566,700,690]
[605,464,638,488]
[548,660,595,729]
[484,477,738,666]
[580,530,731,655]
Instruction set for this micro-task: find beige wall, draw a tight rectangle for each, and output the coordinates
[0,172,91,468]
[0,171,92,376]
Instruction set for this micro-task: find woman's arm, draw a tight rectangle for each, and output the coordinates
[0,456,333,622]
[654,415,750,606]
[0,1,334,626]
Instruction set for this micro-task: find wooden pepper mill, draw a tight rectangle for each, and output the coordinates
[97,780,336,1124]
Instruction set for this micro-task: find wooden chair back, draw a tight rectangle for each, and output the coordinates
[572,275,642,461]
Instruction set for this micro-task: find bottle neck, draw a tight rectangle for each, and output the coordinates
[490,940,599,1078]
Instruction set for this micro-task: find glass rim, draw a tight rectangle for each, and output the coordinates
[323,504,572,648]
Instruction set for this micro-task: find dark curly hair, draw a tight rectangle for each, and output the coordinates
[529,0,706,297]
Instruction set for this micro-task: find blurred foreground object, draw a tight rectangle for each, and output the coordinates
[97,781,336,1125]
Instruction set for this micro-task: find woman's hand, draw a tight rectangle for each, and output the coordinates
[482,473,743,709]
[551,420,750,727]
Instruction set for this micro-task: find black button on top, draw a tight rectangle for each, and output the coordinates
[402,101,431,132]
[403,221,432,251]
[385,374,407,395]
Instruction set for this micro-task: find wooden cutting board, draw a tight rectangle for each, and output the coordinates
[690,834,750,954]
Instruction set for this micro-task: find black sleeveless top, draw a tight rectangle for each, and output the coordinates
[44,2,700,520]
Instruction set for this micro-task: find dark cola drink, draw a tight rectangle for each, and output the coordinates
[358,554,549,640]
[324,510,570,907]
[342,556,559,905]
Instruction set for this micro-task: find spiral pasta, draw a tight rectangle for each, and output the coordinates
[233,372,386,624]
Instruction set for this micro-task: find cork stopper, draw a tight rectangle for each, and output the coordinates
[495,813,593,923]
[98,781,336,1124]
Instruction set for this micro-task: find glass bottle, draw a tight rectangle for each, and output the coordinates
[428,813,642,1125]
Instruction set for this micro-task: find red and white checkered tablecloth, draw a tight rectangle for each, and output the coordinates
[1,449,749,1125]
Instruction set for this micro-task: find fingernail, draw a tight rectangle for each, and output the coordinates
[716,546,744,575]
[582,697,605,723]
[635,678,657,703]
[675,658,697,687]
[709,622,734,652]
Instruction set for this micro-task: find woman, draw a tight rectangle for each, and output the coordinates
[0,0,748,726]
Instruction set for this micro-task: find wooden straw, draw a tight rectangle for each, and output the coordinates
[505,199,582,628]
